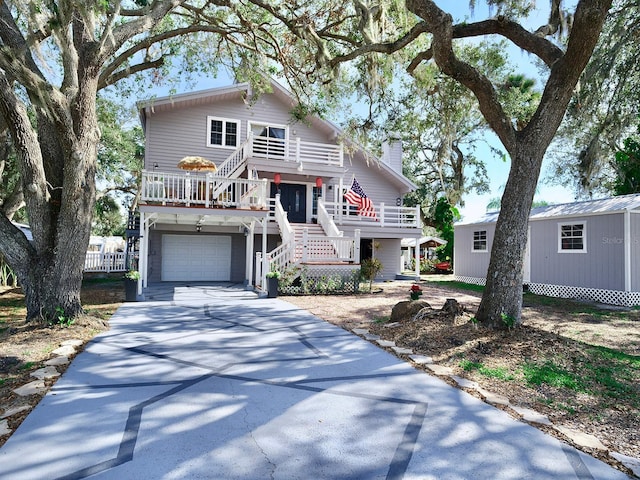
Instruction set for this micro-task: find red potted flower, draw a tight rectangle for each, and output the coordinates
[410,284,423,300]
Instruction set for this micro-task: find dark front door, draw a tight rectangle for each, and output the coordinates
[272,183,307,223]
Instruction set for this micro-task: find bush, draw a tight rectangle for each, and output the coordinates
[360,258,383,292]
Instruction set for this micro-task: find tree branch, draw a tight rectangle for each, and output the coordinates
[407,49,433,74]
[100,58,165,89]
[329,22,429,69]
[452,18,564,68]
[406,0,517,154]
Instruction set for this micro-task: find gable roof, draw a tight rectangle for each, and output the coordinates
[401,236,447,248]
[457,193,640,226]
[138,78,416,192]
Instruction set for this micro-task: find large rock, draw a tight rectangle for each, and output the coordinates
[390,300,431,322]
[441,298,465,317]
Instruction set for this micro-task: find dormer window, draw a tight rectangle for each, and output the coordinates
[207,116,239,148]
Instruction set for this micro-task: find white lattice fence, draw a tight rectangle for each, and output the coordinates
[454,276,640,307]
[279,266,361,295]
[453,276,486,286]
[526,283,640,307]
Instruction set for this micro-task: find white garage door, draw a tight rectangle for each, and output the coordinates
[162,235,231,281]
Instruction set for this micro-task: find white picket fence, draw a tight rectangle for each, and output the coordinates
[84,252,127,273]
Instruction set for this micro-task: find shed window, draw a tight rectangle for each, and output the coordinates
[473,230,487,252]
[207,117,239,148]
[559,222,586,252]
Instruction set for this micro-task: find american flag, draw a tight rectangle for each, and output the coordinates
[344,178,377,218]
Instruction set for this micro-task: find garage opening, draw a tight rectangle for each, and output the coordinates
[161,235,231,281]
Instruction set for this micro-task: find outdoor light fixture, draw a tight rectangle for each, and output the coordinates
[396,197,402,206]
[196,225,202,233]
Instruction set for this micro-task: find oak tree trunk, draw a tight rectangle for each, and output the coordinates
[475,141,545,328]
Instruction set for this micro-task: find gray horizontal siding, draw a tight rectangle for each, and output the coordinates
[340,156,405,207]
[371,238,402,279]
[455,214,629,291]
[453,224,494,279]
[144,91,407,209]
[145,94,335,172]
[529,214,625,290]
[631,212,640,291]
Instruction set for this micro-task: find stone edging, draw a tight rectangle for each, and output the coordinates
[350,327,640,478]
[1,339,83,438]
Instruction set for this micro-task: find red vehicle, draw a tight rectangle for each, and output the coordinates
[435,261,451,273]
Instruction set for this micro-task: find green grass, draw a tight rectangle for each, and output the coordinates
[373,315,390,324]
[82,276,124,286]
[459,359,515,381]
[581,346,640,403]
[0,377,15,387]
[522,348,640,406]
[0,296,25,309]
[426,280,485,293]
[522,361,584,391]
[18,361,36,371]
[457,346,639,407]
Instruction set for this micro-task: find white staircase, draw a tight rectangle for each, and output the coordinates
[290,223,346,263]
[265,195,360,273]
[209,136,252,200]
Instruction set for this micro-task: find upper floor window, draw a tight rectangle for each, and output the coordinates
[250,122,287,157]
[207,116,239,148]
[559,222,586,253]
[473,230,487,252]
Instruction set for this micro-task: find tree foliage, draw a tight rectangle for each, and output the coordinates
[432,197,458,262]
[550,0,639,196]
[612,119,640,195]
[0,0,614,329]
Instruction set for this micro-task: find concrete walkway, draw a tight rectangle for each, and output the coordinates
[0,283,631,479]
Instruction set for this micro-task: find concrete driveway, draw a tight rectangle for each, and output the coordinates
[0,283,631,479]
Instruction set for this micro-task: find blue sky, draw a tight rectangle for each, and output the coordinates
[147,1,578,222]
[440,1,577,221]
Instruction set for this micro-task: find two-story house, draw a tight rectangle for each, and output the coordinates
[133,78,422,295]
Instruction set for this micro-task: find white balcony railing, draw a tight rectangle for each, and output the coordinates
[141,171,268,210]
[248,135,343,167]
[323,202,421,228]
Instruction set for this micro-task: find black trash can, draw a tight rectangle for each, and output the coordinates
[125,278,138,302]
[267,277,278,298]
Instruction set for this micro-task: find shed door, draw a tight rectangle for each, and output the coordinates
[162,235,231,281]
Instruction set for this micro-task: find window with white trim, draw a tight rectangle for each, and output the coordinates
[473,230,487,252]
[207,116,239,148]
[558,222,587,252]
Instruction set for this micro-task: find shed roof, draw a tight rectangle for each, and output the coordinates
[401,236,447,248]
[457,193,640,226]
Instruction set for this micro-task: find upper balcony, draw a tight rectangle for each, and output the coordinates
[141,171,269,210]
[244,134,344,177]
[248,134,343,167]
[139,170,420,231]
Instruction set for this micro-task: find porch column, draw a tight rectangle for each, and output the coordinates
[354,229,361,263]
[414,236,420,281]
[338,177,343,225]
[262,217,268,291]
[245,221,255,288]
[138,211,147,296]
